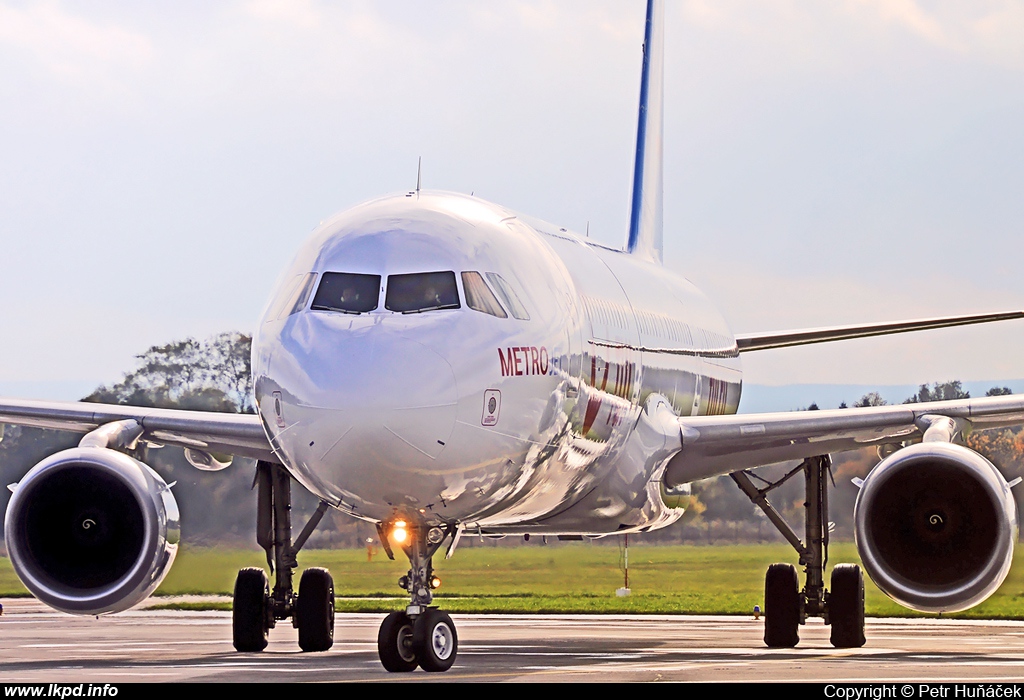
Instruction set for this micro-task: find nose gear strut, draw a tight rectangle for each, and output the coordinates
[376,518,459,672]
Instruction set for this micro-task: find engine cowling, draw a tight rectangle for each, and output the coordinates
[4,447,179,615]
[854,441,1017,613]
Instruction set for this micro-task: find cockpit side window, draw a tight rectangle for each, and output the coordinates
[484,272,530,320]
[284,272,318,317]
[461,272,508,318]
[311,272,381,314]
[386,271,461,313]
[267,272,318,321]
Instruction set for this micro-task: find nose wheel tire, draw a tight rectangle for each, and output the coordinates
[829,563,866,648]
[297,567,335,652]
[764,563,800,648]
[232,567,270,652]
[378,611,418,672]
[413,608,458,672]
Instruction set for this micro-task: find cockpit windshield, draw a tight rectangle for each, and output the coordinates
[385,271,461,313]
[310,272,381,314]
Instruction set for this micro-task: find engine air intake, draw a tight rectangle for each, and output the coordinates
[854,442,1017,613]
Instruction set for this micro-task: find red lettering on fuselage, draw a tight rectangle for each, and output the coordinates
[498,348,514,376]
[498,346,552,377]
[583,355,636,401]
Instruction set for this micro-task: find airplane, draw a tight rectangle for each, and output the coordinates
[3,0,1024,673]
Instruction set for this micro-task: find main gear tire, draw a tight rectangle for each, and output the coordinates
[233,567,270,652]
[829,563,866,648]
[764,563,800,648]
[297,567,335,652]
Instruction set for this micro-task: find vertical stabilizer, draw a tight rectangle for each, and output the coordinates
[626,0,664,264]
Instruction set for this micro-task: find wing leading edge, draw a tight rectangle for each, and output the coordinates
[736,310,1024,352]
[0,397,277,463]
[664,394,1024,485]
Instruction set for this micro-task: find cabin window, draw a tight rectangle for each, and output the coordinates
[386,271,461,313]
[311,272,381,314]
[461,272,508,318]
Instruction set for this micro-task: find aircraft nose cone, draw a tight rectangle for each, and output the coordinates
[310,332,458,460]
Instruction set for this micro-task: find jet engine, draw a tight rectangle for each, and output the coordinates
[854,441,1018,613]
[4,447,179,615]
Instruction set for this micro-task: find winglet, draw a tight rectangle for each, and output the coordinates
[626,0,665,264]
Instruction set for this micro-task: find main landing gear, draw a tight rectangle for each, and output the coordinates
[731,455,866,649]
[375,518,459,672]
[232,461,333,653]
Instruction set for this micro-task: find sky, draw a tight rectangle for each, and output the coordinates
[1,0,1023,400]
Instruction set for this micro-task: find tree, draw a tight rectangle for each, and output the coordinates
[85,332,253,412]
[904,381,969,404]
[209,332,255,413]
[854,392,886,407]
[987,386,1013,397]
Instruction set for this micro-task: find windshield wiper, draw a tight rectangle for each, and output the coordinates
[311,305,362,315]
[401,304,460,315]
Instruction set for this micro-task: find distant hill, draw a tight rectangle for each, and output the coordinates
[740,380,1024,413]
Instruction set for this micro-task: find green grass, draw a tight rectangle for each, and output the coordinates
[9,543,1024,617]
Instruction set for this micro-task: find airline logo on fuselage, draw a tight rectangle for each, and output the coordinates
[498,347,550,377]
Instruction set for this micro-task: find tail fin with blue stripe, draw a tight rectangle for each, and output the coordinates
[626,0,664,264]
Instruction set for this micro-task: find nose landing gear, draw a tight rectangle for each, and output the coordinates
[375,519,459,672]
[377,611,418,672]
[414,608,458,672]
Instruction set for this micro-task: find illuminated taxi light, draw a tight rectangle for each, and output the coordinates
[392,523,408,544]
[430,576,442,590]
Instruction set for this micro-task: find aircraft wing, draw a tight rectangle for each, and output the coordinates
[665,394,1024,484]
[0,397,277,463]
[735,310,1024,352]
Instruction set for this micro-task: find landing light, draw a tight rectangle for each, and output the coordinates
[430,576,442,590]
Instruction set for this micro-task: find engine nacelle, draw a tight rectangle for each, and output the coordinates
[4,447,179,615]
[854,441,1017,613]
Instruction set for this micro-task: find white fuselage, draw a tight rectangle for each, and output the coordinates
[252,191,742,535]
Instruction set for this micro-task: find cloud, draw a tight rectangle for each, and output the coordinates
[847,0,960,50]
[0,1,153,85]
[243,0,322,31]
[972,1,1024,69]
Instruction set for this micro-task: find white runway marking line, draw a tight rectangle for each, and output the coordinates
[20,640,227,648]
[69,663,371,673]
[455,645,902,659]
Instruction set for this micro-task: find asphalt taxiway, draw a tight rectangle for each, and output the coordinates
[3,598,1024,682]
